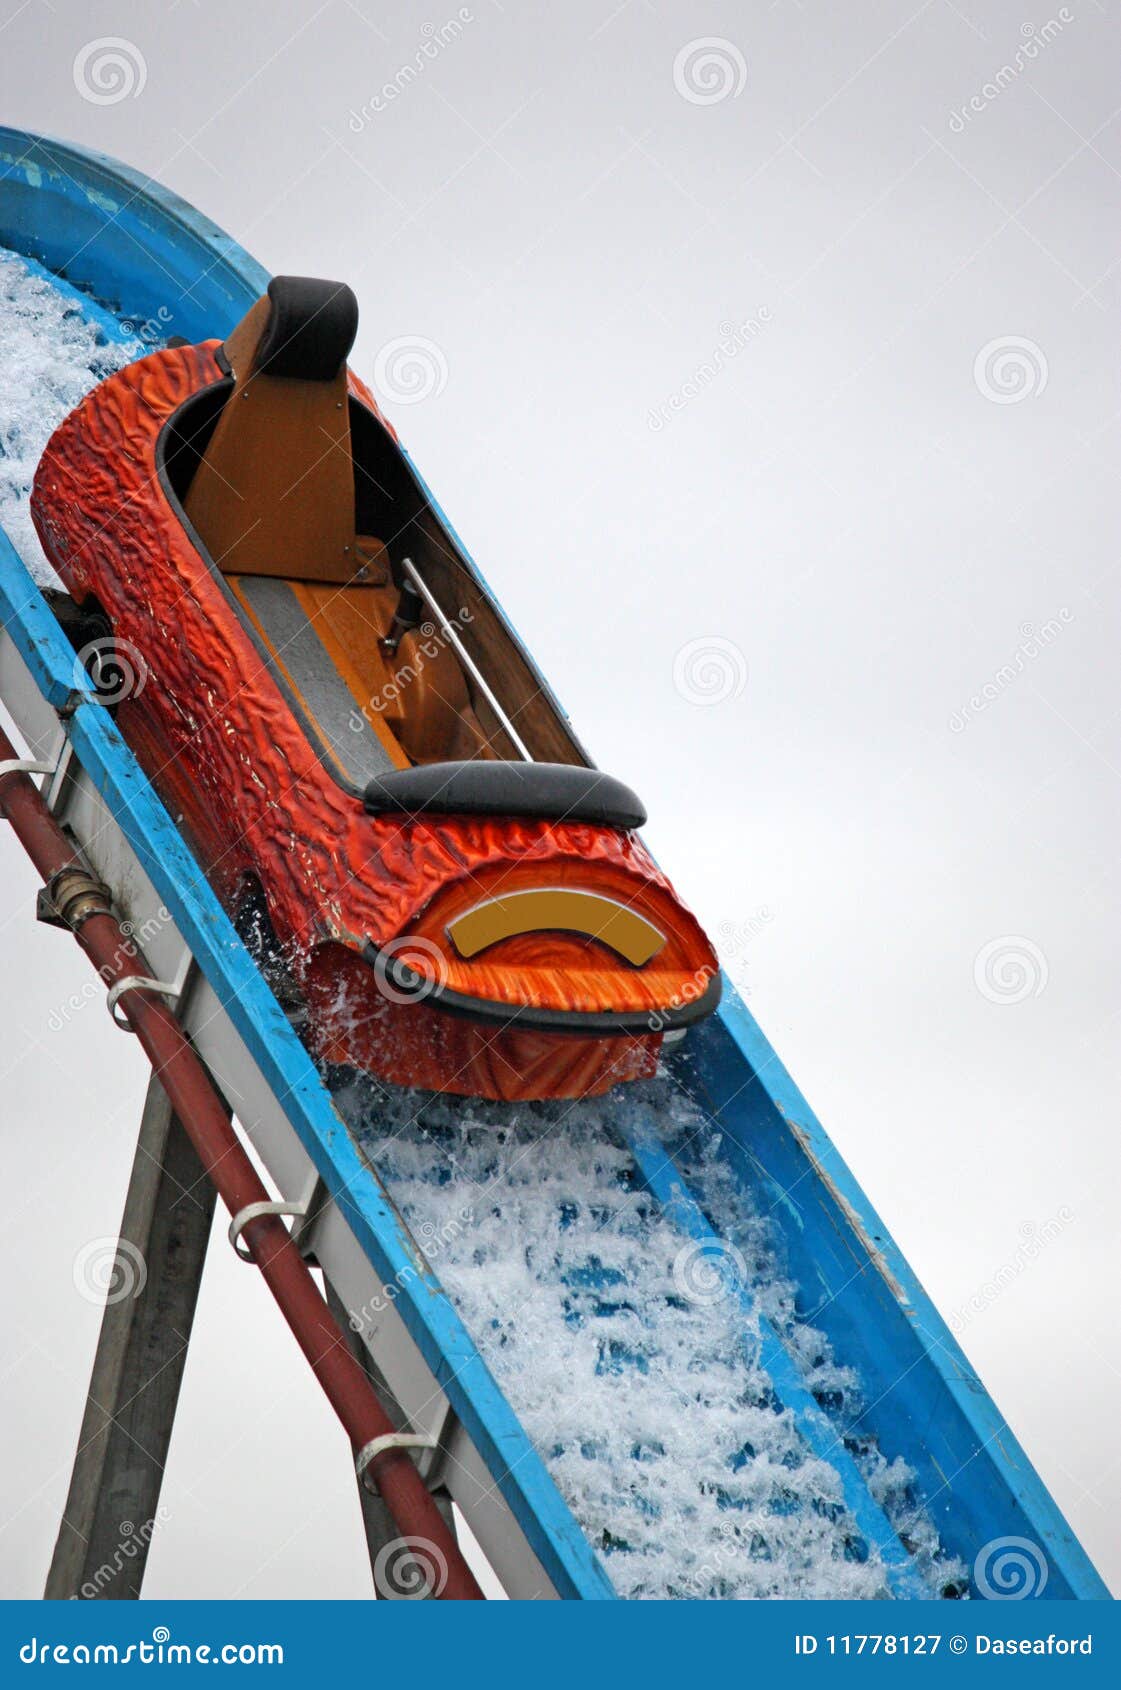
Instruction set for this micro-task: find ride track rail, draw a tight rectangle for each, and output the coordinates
[0,125,1109,1601]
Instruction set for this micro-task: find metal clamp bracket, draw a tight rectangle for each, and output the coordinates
[229,1164,325,1262]
[228,1199,310,1261]
[106,950,192,1029]
[355,1432,439,1493]
[106,974,180,1028]
[0,736,73,814]
[0,757,56,778]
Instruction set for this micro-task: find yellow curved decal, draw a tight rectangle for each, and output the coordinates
[447,889,666,966]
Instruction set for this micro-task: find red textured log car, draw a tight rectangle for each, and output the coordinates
[31,277,719,1101]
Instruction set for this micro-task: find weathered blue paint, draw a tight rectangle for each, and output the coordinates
[0,126,267,341]
[0,125,1108,1601]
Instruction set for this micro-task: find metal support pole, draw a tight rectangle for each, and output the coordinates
[45,1077,216,1599]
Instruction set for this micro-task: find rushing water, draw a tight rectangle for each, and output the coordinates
[0,247,140,584]
[335,1068,965,1601]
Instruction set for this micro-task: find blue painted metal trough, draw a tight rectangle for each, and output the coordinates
[0,125,1108,1601]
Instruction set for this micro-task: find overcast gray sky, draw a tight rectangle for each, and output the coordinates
[0,0,1117,1596]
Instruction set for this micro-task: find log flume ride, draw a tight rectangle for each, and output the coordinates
[0,127,1107,1601]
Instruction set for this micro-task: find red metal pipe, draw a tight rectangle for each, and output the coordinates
[0,729,483,1601]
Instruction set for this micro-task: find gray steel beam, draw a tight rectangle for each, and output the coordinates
[45,1077,217,1599]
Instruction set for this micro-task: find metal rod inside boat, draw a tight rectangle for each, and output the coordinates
[400,555,534,761]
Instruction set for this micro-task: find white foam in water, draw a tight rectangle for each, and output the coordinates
[0,248,141,583]
[0,250,964,1600]
[340,1071,966,1600]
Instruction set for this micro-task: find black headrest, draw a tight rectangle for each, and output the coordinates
[255,276,358,380]
[363,761,647,830]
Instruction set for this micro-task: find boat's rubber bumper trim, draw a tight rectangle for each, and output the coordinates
[362,760,647,830]
[361,941,722,1035]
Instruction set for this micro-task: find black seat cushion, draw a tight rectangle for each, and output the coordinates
[362,761,646,829]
